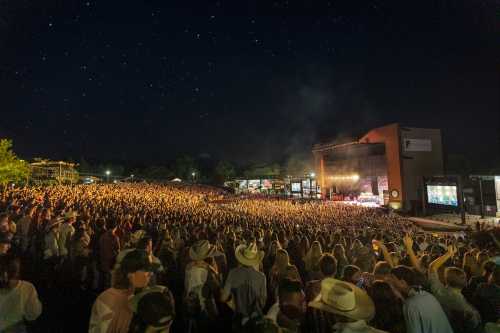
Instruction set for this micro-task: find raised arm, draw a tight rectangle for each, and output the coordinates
[429,245,457,274]
[403,234,423,273]
[372,239,394,268]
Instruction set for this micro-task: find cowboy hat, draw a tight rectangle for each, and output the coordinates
[45,217,64,232]
[64,210,79,220]
[235,242,264,267]
[189,240,216,261]
[308,278,375,321]
[129,230,147,246]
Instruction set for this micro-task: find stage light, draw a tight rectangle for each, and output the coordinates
[328,174,360,182]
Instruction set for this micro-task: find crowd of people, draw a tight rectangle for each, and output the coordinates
[0,183,499,333]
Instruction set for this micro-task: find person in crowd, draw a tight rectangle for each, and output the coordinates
[59,210,77,259]
[269,249,301,303]
[463,260,496,302]
[42,216,63,288]
[305,254,337,302]
[221,242,267,329]
[99,219,121,289]
[184,240,221,332]
[304,241,324,281]
[391,265,453,333]
[89,249,153,333]
[0,254,42,333]
[71,222,92,289]
[308,277,386,333]
[128,286,176,333]
[333,244,349,279]
[473,265,500,324]
[427,244,481,332]
[15,207,35,254]
[136,233,165,285]
[0,212,16,235]
[368,280,405,333]
[266,278,306,332]
[342,265,361,285]
[358,261,392,291]
[0,232,13,256]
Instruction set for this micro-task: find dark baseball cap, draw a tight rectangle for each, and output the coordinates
[120,249,154,273]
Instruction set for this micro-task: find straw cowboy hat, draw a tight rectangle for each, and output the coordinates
[189,240,217,261]
[235,242,264,267]
[309,278,375,321]
[45,217,64,232]
[129,230,147,246]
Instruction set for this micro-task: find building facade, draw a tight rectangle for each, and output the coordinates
[313,123,444,210]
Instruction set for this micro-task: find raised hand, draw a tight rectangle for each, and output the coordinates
[447,245,458,257]
[403,234,413,249]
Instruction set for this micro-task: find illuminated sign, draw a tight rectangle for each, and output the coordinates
[403,138,432,152]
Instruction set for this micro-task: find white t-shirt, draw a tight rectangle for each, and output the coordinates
[185,265,209,310]
[0,281,42,332]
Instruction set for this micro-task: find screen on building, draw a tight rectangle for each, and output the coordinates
[261,179,272,189]
[291,182,301,192]
[427,185,458,206]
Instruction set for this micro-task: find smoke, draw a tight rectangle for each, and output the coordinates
[274,64,380,165]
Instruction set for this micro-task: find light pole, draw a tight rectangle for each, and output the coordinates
[105,170,111,183]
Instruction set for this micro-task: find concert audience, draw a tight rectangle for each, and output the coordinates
[0,183,498,333]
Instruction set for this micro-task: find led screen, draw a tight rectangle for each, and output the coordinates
[248,179,261,189]
[261,179,272,189]
[427,185,458,206]
[291,182,301,192]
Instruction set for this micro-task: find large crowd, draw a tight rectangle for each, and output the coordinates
[0,183,499,333]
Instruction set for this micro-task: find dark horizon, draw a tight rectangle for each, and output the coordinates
[1,1,498,168]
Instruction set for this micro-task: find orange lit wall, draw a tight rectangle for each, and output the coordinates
[359,123,403,206]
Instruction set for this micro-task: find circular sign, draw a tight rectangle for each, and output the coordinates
[391,190,399,198]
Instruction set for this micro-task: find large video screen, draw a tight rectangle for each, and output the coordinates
[427,185,458,206]
[291,182,301,192]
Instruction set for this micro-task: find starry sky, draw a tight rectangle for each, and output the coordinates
[1,0,498,167]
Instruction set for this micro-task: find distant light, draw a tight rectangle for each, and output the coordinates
[191,172,196,177]
[105,170,111,176]
[310,172,316,178]
[130,174,134,178]
[328,174,360,182]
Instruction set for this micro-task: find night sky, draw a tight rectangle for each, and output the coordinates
[1,1,498,166]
